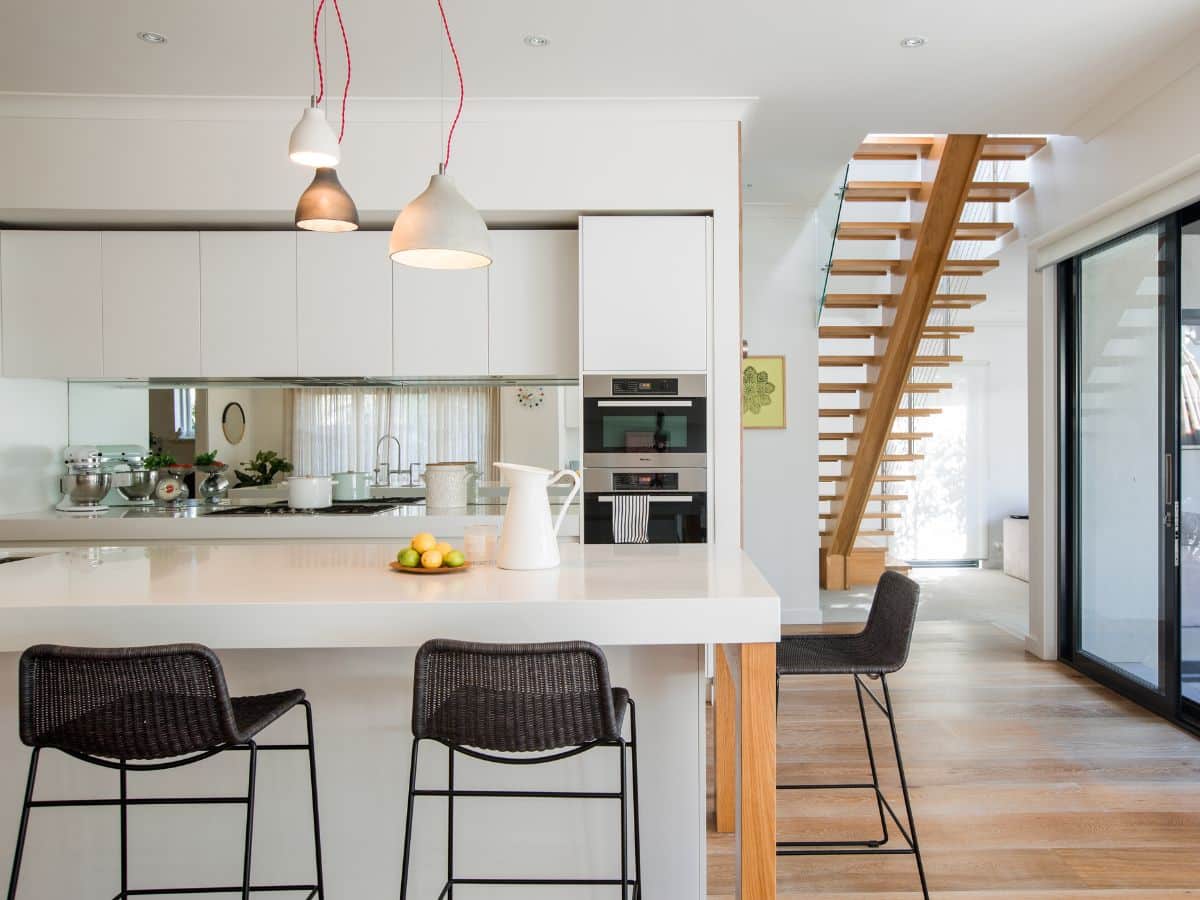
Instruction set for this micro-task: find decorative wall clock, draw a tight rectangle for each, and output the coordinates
[516,386,545,409]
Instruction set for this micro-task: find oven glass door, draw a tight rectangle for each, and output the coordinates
[583,492,708,544]
[583,398,707,455]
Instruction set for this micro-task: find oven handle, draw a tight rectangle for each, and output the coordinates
[594,400,694,407]
[597,495,694,503]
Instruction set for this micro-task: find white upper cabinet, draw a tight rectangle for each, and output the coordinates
[102,232,201,377]
[392,264,488,376]
[580,216,710,373]
[488,230,579,378]
[297,231,392,376]
[200,232,298,377]
[1,231,103,378]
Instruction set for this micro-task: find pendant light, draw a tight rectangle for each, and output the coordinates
[292,0,359,232]
[389,0,490,269]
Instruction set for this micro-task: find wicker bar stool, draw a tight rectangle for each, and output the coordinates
[400,639,641,898]
[6,644,325,900]
[776,570,928,899]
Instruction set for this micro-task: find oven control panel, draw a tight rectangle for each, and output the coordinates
[612,472,679,491]
[611,378,679,396]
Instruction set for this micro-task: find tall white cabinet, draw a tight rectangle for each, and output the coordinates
[199,232,298,377]
[392,265,489,376]
[1,231,103,377]
[102,232,201,377]
[488,230,579,377]
[297,231,392,376]
[579,216,710,373]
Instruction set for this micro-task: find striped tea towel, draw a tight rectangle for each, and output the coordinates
[612,494,650,544]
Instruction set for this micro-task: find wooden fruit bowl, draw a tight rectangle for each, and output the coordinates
[389,561,471,575]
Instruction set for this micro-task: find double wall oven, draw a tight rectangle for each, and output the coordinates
[582,375,708,544]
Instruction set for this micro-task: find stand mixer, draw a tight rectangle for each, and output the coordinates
[56,447,113,512]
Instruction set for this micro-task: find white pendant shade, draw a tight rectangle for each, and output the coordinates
[389,171,491,269]
[289,106,341,168]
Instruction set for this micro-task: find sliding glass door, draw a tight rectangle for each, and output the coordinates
[1179,214,1200,715]
[1061,220,1177,714]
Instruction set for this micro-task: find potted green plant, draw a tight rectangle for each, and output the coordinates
[234,450,293,487]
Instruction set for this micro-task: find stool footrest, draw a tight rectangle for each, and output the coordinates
[413,788,621,800]
[115,884,319,897]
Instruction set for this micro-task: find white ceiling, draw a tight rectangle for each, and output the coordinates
[2,0,1199,204]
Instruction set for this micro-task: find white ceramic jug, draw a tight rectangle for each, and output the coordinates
[494,462,582,570]
[425,462,473,508]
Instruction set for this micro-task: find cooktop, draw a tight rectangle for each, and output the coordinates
[205,500,414,516]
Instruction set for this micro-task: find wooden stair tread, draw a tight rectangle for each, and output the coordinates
[836,220,1015,241]
[820,407,942,417]
[818,381,946,393]
[852,135,1046,162]
[821,529,895,537]
[821,494,909,502]
[819,325,974,338]
[819,431,933,440]
[819,355,962,367]
[843,180,1029,203]
[823,292,987,309]
[819,511,902,519]
[820,453,923,462]
[941,258,1001,276]
[828,258,906,276]
[819,474,917,483]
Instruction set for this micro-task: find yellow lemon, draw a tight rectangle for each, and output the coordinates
[411,533,437,554]
[434,542,454,556]
[420,549,444,569]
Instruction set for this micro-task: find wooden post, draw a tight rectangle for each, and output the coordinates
[714,644,737,833]
[738,642,776,899]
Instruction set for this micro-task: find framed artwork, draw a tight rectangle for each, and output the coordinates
[742,355,786,429]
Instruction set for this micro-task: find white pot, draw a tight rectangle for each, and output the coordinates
[424,462,472,509]
[288,476,333,509]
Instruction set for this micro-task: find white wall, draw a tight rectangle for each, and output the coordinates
[957,240,1030,568]
[0,379,67,514]
[740,207,819,621]
[1018,53,1200,657]
[498,386,562,471]
[0,94,744,547]
[66,382,149,446]
[197,388,288,472]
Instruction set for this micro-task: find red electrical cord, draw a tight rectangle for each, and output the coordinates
[436,0,465,171]
[311,0,351,144]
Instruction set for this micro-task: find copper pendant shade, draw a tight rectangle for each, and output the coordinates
[295,167,359,233]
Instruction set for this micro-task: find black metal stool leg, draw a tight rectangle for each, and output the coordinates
[399,740,420,900]
[300,701,326,900]
[119,759,129,900]
[6,748,39,900]
[880,675,929,900]
[618,738,629,900]
[241,742,258,900]
[853,676,889,847]
[446,745,455,900]
[628,700,642,900]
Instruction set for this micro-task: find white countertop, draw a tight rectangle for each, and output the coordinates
[0,500,579,543]
[0,542,780,651]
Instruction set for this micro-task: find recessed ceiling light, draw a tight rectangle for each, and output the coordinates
[137,31,167,44]
[523,35,550,48]
[899,36,926,48]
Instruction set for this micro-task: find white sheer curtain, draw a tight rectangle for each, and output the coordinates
[289,386,500,477]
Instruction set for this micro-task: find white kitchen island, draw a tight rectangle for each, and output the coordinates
[0,542,782,899]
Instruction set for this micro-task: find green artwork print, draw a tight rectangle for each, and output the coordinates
[742,356,786,429]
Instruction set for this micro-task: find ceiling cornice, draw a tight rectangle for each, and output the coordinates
[0,92,756,123]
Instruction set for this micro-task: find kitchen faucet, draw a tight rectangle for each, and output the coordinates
[374,435,402,487]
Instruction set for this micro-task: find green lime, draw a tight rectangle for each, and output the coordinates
[397,548,421,567]
[444,550,466,568]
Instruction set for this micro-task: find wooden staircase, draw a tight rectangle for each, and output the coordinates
[818,133,1045,590]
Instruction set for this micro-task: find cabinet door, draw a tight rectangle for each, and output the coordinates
[200,232,297,377]
[102,232,201,377]
[488,230,579,378]
[392,264,488,376]
[297,231,392,376]
[580,216,709,373]
[1,231,103,377]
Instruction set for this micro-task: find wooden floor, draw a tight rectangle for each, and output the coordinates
[707,621,1200,898]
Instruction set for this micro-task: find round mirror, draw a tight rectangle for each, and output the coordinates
[222,402,246,445]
